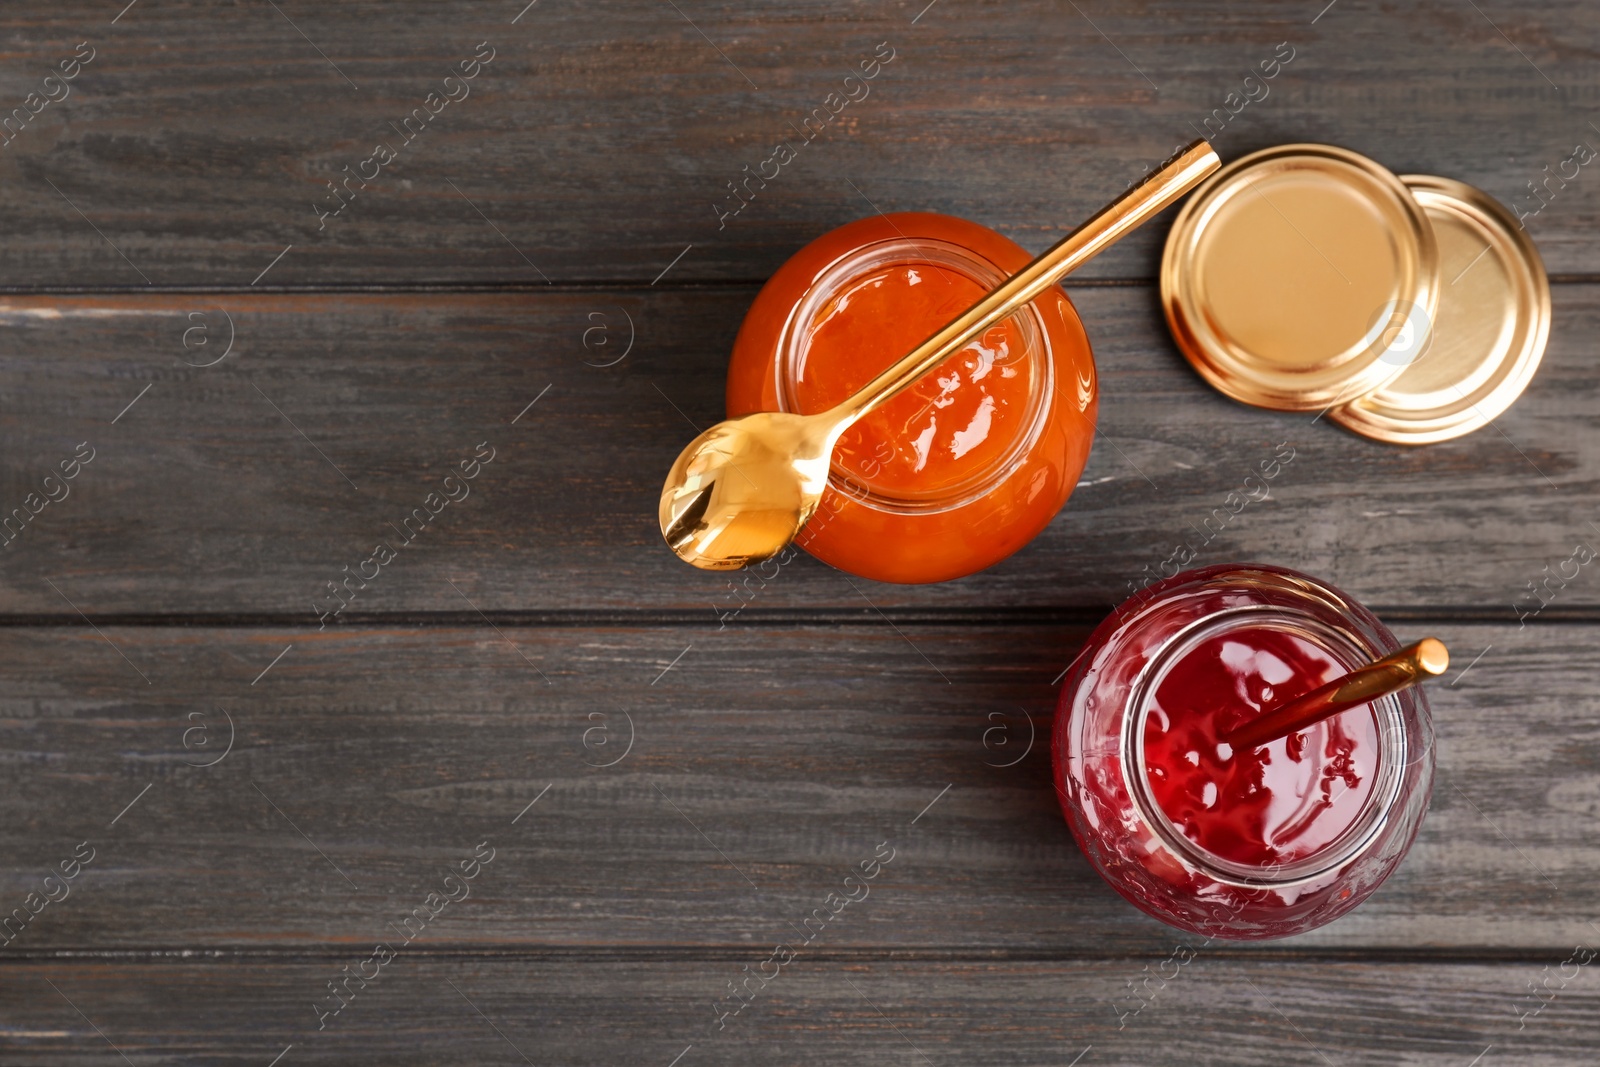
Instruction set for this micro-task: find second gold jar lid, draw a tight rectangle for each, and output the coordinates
[1328,174,1550,444]
[1161,143,1440,413]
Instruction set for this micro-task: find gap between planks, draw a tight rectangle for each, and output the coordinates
[0,946,1582,966]
[0,276,1594,297]
[0,607,1587,629]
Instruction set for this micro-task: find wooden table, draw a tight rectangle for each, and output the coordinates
[1,2,1596,1063]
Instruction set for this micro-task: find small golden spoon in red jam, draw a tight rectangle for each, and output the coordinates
[1223,637,1449,751]
[658,139,1221,571]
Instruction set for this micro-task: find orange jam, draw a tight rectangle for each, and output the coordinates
[790,260,1035,499]
[727,212,1097,584]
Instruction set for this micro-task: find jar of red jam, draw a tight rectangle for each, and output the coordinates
[1054,564,1434,940]
[726,212,1097,584]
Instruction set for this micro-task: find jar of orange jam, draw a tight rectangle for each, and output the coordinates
[726,212,1097,584]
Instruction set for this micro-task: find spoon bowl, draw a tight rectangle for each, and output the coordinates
[659,410,842,570]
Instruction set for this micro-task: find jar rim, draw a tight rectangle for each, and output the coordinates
[772,235,1055,515]
[1123,603,1413,888]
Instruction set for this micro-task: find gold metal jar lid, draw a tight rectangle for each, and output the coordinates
[1328,175,1550,445]
[1161,144,1439,412]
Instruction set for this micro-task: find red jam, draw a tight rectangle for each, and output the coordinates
[1142,626,1380,868]
[1054,564,1436,941]
[726,212,1096,585]
[789,261,1034,498]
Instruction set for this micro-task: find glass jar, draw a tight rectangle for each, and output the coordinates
[726,212,1097,584]
[1053,563,1434,940]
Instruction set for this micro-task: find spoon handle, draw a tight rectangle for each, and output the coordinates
[830,139,1221,425]
[1222,637,1450,751]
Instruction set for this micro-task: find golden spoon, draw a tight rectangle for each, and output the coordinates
[1222,638,1449,751]
[659,139,1222,571]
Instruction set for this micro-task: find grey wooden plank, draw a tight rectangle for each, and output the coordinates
[1,958,1593,1065]
[0,286,1594,614]
[0,2,1594,285]
[0,621,1592,954]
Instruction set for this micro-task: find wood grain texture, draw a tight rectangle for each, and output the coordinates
[0,285,1593,614]
[2,958,1595,1065]
[0,2,1593,285]
[4,1,1599,1060]
[0,622,1593,954]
